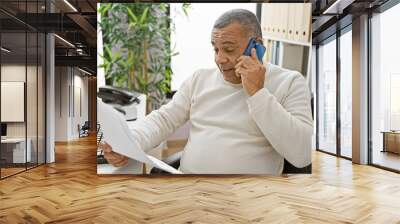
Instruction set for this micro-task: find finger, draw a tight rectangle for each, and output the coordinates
[235,67,242,76]
[107,155,126,166]
[102,142,112,153]
[108,152,126,162]
[117,158,129,167]
[235,60,244,70]
[235,67,247,77]
[251,48,257,60]
[114,157,129,167]
[236,55,246,62]
[104,150,122,160]
[235,59,249,69]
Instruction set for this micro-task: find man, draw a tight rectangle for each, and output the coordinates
[102,9,313,175]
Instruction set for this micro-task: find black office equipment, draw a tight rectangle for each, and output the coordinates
[1,123,7,137]
[98,86,141,106]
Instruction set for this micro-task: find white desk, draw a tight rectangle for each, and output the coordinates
[1,138,31,163]
[97,94,164,174]
[97,159,143,174]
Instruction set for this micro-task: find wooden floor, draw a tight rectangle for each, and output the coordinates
[372,150,400,171]
[1,136,400,223]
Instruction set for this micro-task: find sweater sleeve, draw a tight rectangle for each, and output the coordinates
[246,73,313,168]
[129,74,193,152]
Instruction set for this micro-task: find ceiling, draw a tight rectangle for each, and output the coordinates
[311,0,391,43]
[0,0,97,75]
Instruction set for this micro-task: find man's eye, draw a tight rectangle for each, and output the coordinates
[225,48,234,52]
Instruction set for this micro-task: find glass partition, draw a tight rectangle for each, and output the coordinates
[0,0,46,179]
[371,4,400,171]
[339,29,352,158]
[317,37,337,155]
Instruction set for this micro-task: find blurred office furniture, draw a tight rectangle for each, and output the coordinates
[1,138,32,166]
[1,82,25,123]
[1,123,7,139]
[381,131,400,154]
[78,121,90,138]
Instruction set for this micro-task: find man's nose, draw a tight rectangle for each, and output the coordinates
[215,52,228,64]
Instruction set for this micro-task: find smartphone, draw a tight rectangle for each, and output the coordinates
[243,38,266,62]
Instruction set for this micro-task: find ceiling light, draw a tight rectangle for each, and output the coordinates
[78,67,92,76]
[63,0,78,12]
[1,47,11,53]
[323,0,354,15]
[54,34,75,48]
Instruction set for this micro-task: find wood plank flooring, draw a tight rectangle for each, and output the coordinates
[0,136,400,223]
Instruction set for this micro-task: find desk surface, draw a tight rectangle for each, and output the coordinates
[381,131,400,134]
[97,159,143,174]
[1,138,27,143]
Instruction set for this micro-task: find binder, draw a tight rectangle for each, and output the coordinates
[293,3,304,42]
[268,3,278,38]
[261,3,270,37]
[287,4,296,41]
[280,4,289,40]
[276,4,283,39]
[301,3,312,43]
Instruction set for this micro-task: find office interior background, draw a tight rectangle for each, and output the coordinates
[0,0,97,179]
[0,0,399,222]
[312,0,400,172]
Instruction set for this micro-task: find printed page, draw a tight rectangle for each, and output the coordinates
[98,101,182,174]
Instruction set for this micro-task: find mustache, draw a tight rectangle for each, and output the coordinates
[217,65,235,72]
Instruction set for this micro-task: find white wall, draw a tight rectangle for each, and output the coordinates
[281,43,305,75]
[55,67,89,141]
[170,3,257,91]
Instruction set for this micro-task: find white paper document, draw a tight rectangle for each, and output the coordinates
[98,101,183,174]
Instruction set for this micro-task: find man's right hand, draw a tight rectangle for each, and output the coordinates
[100,142,129,167]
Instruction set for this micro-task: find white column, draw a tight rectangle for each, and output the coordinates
[46,33,55,163]
[352,14,369,164]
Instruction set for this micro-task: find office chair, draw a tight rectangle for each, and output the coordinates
[150,151,311,174]
[78,121,90,138]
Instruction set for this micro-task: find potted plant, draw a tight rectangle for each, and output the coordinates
[99,3,190,114]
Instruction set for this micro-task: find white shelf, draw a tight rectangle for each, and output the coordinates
[263,35,312,47]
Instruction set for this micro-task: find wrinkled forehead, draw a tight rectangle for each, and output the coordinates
[211,23,248,46]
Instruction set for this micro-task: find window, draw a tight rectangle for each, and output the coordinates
[0,1,47,179]
[339,29,352,158]
[371,2,400,171]
[317,37,337,154]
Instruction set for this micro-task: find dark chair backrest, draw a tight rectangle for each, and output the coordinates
[282,159,312,174]
[82,121,90,130]
[150,152,312,174]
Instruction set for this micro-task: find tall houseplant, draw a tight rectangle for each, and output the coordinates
[99,3,189,114]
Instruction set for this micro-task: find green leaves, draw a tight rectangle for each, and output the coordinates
[139,7,149,24]
[99,3,190,112]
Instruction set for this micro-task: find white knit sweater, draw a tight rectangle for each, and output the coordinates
[130,63,313,175]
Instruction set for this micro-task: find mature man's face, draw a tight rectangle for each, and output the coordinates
[211,22,250,84]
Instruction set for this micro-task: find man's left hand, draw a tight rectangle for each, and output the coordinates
[235,48,266,96]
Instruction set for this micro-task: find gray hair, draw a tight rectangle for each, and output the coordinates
[213,9,262,38]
